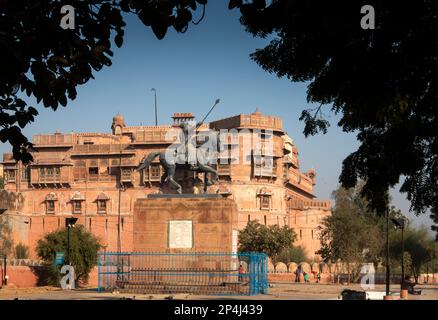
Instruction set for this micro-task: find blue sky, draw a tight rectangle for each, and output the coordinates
[1,1,433,229]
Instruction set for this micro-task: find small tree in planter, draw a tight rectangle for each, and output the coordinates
[36,225,101,286]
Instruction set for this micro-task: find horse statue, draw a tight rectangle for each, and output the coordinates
[137,122,219,194]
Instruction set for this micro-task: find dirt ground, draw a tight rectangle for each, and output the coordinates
[1,283,437,300]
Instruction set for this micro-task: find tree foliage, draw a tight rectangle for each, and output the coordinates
[3,0,438,235]
[320,184,437,280]
[277,246,307,266]
[318,183,386,267]
[238,220,296,263]
[389,226,437,281]
[230,0,438,234]
[36,225,101,285]
[0,0,207,162]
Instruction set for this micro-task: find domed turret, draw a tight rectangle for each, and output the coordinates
[112,113,126,135]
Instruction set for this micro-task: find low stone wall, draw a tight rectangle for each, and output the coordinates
[0,265,99,288]
[0,266,44,288]
[268,272,438,285]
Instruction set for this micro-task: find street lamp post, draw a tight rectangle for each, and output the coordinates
[65,218,78,265]
[117,147,125,280]
[391,217,406,289]
[384,207,391,297]
[401,225,405,283]
[1,254,6,287]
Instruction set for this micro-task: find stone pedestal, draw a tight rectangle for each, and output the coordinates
[133,195,238,252]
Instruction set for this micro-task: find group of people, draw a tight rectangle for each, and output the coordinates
[294,265,321,283]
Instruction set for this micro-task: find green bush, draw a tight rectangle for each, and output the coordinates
[278,246,308,266]
[238,221,297,264]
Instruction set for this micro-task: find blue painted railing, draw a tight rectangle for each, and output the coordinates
[97,252,268,296]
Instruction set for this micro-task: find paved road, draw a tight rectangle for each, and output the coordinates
[0,283,437,300]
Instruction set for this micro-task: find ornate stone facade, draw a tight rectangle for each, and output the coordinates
[1,110,330,259]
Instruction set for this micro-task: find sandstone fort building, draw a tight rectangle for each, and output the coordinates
[1,110,331,259]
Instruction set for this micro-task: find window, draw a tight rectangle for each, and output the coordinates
[264,215,267,225]
[282,164,289,180]
[72,201,82,214]
[88,167,98,175]
[5,169,15,182]
[88,167,98,181]
[97,200,107,213]
[21,166,30,180]
[261,195,270,210]
[121,168,132,181]
[54,167,60,179]
[39,166,60,182]
[39,168,46,179]
[149,164,161,181]
[46,167,53,177]
[74,160,86,181]
[46,200,55,214]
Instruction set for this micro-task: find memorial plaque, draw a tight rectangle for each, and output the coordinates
[168,220,193,248]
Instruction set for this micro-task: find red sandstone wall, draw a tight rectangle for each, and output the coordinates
[133,197,238,253]
[0,266,39,288]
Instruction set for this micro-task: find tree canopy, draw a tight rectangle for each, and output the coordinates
[0,0,207,162]
[238,220,297,263]
[320,183,438,280]
[234,0,438,231]
[318,183,386,268]
[2,1,438,234]
[277,246,308,267]
[389,226,438,282]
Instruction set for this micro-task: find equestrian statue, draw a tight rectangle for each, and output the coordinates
[137,99,221,194]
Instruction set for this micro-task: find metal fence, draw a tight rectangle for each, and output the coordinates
[98,252,268,296]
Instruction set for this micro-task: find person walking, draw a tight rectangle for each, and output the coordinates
[295,265,302,283]
[238,262,245,282]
